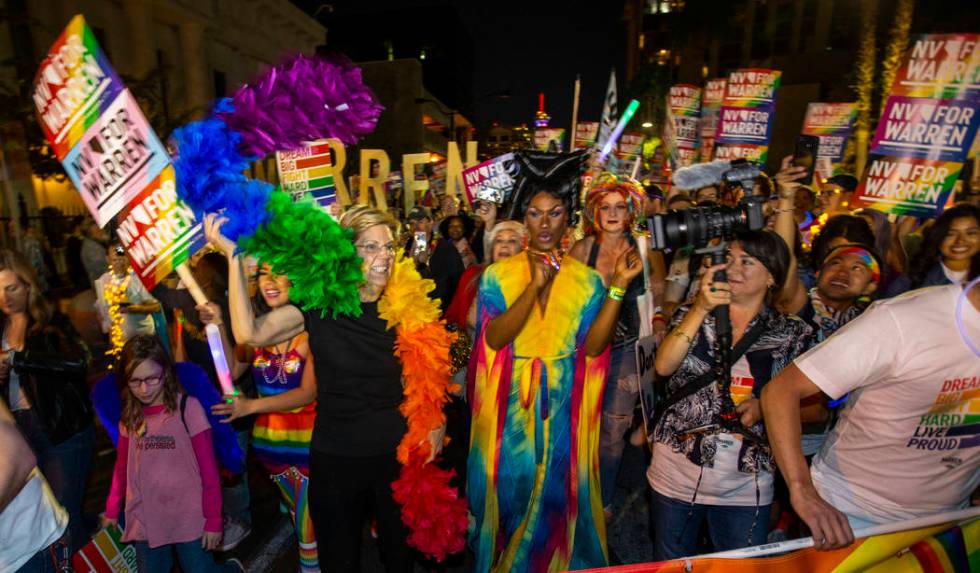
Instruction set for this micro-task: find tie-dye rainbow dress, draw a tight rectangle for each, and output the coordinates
[467,253,611,572]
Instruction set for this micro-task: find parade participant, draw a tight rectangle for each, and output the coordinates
[80,218,109,287]
[95,242,161,341]
[775,161,880,342]
[648,231,811,560]
[815,174,858,218]
[473,201,499,263]
[405,205,465,313]
[206,206,444,572]
[205,264,318,573]
[153,252,253,551]
[569,174,665,516]
[440,214,478,269]
[887,203,980,296]
[0,249,93,554]
[102,336,242,573]
[762,260,980,550]
[468,178,643,572]
[445,220,527,337]
[0,399,70,573]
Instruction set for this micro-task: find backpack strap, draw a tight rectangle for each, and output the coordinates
[179,393,190,435]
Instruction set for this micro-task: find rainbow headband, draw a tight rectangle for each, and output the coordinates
[822,245,881,284]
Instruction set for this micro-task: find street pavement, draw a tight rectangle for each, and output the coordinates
[83,418,656,572]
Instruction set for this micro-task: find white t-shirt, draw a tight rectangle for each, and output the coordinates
[942,262,968,285]
[0,468,68,573]
[797,285,980,525]
[648,357,774,506]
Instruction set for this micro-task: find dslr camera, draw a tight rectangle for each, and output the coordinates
[647,159,767,250]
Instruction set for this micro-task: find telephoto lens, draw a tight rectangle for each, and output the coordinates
[646,194,766,251]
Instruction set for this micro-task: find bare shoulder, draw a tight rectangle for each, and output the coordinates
[568,236,594,262]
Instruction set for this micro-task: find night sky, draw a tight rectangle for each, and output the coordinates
[292,0,627,131]
[456,0,627,129]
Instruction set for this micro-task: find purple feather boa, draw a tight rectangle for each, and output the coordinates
[219,54,383,158]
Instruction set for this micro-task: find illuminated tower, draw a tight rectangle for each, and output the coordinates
[534,92,550,127]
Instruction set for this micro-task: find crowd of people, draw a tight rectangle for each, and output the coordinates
[1,149,978,573]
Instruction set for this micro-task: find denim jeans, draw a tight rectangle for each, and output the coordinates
[650,489,770,561]
[133,540,240,573]
[13,535,70,573]
[599,343,639,509]
[14,410,95,554]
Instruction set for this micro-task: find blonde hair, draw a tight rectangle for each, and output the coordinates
[339,205,399,240]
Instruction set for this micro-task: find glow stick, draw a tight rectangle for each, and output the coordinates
[205,323,236,397]
[598,99,640,163]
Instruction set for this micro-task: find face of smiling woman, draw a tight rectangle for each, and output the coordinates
[355,224,396,291]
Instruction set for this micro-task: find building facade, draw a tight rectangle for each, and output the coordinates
[1,0,326,218]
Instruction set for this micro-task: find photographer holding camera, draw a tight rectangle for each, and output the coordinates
[645,195,812,558]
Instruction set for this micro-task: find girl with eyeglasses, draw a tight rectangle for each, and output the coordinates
[102,335,242,573]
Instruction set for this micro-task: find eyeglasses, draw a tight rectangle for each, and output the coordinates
[355,242,396,256]
[127,374,165,389]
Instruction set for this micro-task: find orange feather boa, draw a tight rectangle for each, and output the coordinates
[378,253,469,561]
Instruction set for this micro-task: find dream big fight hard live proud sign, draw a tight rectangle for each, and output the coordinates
[33,16,204,289]
[853,33,980,217]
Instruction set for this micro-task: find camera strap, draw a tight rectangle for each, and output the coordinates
[653,316,768,430]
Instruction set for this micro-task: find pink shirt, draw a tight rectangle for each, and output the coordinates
[105,396,223,547]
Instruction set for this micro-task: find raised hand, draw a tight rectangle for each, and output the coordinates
[204,213,236,258]
[775,155,808,200]
[612,248,643,288]
[694,263,732,313]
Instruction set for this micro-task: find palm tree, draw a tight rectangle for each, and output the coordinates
[853,0,879,177]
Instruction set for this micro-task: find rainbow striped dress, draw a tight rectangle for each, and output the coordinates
[251,342,315,475]
[467,253,611,572]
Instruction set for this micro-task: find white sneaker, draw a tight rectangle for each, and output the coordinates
[220,519,251,552]
[225,557,246,572]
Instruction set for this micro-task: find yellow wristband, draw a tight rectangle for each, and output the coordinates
[608,286,626,301]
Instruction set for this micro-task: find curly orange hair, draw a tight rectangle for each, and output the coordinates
[582,173,645,236]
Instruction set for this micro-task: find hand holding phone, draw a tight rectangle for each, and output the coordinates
[792,134,820,186]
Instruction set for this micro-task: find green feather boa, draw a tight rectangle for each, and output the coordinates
[239,190,364,318]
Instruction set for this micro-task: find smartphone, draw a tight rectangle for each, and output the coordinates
[792,134,820,186]
[413,232,427,257]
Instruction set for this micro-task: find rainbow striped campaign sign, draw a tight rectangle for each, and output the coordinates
[115,165,206,290]
[665,84,702,169]
[72,525,137,573]
[33,15,166,227]
[853,33,979,217]
[276,139,336,207]
[32,15,123,160]
[715,69,781,163]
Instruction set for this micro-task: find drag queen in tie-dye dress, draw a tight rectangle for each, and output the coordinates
[467,251,611,572]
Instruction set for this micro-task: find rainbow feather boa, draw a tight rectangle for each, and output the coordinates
[170,53,465,560]
[379,253,469,561]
